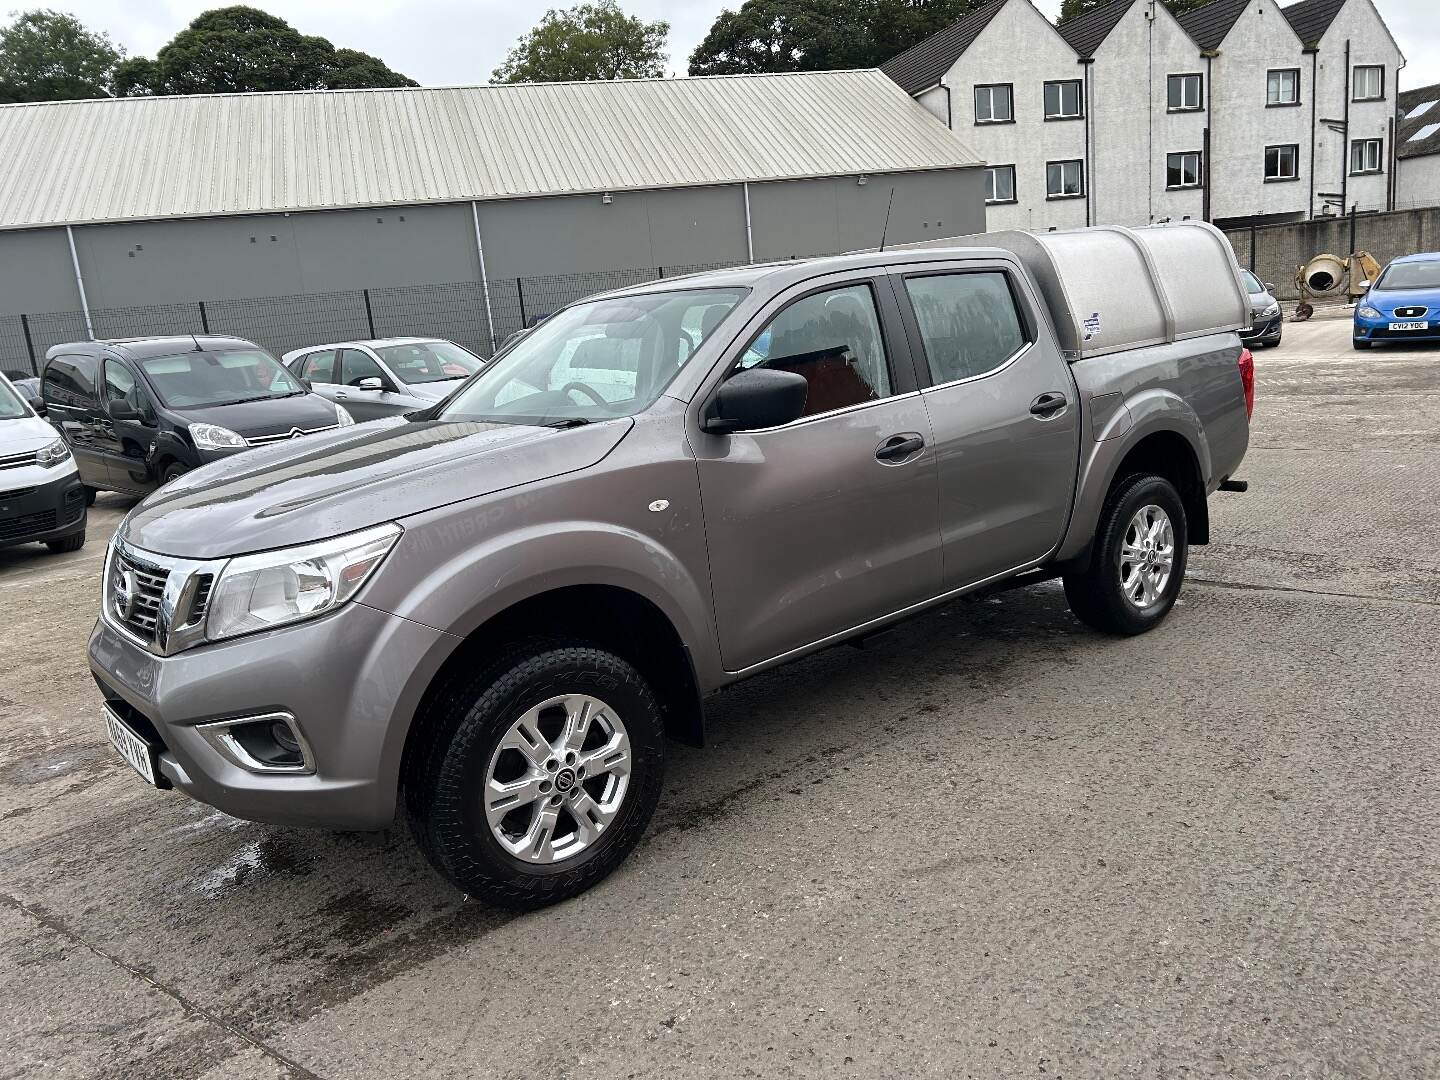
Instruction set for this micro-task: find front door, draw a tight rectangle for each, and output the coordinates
[335,348,407,420]
[97,359,156,492]
[893,265,1081,589]
[694,277,942,672]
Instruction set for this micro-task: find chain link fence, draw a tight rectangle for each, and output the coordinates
[0,260,743,379]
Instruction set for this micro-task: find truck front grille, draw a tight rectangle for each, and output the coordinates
[104,542,222,655]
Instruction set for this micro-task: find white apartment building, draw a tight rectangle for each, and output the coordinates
[881,0,1407,231]
[1396,83,1440,211]
[881,0,1091,231]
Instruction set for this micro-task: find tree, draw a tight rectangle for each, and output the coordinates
[493,0,669,83]
[0,9,124,103]
[114,6,415,96]
[688,0,979,77]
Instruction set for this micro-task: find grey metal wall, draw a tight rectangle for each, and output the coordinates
[0,168,984,320]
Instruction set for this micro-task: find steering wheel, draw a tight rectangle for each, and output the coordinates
[560,381,607,407]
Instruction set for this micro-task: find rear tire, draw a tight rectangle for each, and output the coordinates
[406,639,665,909]
[1064,473,1188,636]
[46,531,85,553]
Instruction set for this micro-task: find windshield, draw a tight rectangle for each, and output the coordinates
[138,349,305,409]
[440,287,746,426]
[0,378,28,420]
[376,341,483,384]
[1374,261,1440,291]
[1242,271,1267,295]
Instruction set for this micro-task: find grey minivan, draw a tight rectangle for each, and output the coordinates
[282,338,485,420]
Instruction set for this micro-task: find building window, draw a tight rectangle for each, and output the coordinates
[1166,151,1202,189]
[985,165,1017,204]
[1350,138,1383,174]
[1352,65,1384,101]
[1167,73,1202,111]
[1264,144,1299,181]
[974,84,1013,124]
[1266,68,1300,107]
[1046,159,1084,199]
[1043,80,1083,120]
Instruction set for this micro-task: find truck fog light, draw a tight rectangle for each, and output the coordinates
[197,712,314,774]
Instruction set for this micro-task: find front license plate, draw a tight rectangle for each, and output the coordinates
[1388,321,1428,331]
[104,705,158,786]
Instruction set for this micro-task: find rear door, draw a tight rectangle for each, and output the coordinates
[892,262,1081,589]
[693,275,942,671]
[41,354,105,487]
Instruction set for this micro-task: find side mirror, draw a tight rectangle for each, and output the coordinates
[1357,279,1371,291]
[299,377,312,390]
[357,376,386,392]
[110,404,143,422]
[21,392,45,417]
[702,368,808,434]
[1263,282,1275,292]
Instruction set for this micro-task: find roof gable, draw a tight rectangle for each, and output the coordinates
[880,0,1010,95]
[1057,0,1136,59]
[1280,0,1346,48]
[1175,0,1253,50]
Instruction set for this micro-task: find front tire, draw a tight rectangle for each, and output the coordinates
[406,640,665,909]
[46,531,85,553]
[1064,473,1188,636]
[1353,339,1372,350]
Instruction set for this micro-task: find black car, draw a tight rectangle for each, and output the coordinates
[41,336,355,497]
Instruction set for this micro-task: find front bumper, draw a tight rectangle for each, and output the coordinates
[1353,313,1440,343]
[1240,312,1282,343]
[0,468,86,549]
[88,599,455,829]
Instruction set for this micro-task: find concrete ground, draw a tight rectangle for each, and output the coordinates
[1,318,1436,1079]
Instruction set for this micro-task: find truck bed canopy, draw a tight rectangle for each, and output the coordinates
[896,222,1250,360]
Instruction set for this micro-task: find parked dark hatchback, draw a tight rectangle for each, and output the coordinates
[42,336,352,496]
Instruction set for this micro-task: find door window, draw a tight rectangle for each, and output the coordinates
[735,284,890,419]
[103,361,148,415]
[905,272,1029,384]
[339,349,387,387]
[42,355,99,408]
[302,350,337,383]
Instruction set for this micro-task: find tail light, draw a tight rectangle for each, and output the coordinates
[1237,347,1255,419]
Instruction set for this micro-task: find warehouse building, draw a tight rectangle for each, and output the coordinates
[0,71,984,373]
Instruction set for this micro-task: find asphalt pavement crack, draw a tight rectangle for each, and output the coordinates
[0,890,324,1080]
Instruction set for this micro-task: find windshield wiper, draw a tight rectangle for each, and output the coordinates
[543,417,591,429]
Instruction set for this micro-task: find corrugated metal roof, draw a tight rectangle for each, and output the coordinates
[880,0,1010,96]
[0,70,980,231]
[1056,0,1137,59]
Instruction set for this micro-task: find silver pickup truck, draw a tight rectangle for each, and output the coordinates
[90,223,1253,908]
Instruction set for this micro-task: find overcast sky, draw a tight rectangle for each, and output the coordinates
[49,0,1440,91]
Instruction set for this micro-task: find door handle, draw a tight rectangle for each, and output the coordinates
[333,391,349,400]
[1029,392,1068,418]
[875,433,925,462]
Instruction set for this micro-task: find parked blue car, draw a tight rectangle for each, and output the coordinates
[1354,252,1440,350]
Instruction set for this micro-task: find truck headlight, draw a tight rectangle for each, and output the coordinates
[189,422,248,451]
[1357,305,1381,319]
[35,438,71,468]
[206,522,401,641]
[335,404,355,427]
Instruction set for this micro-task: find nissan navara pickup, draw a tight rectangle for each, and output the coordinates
[90,223,1255,908]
